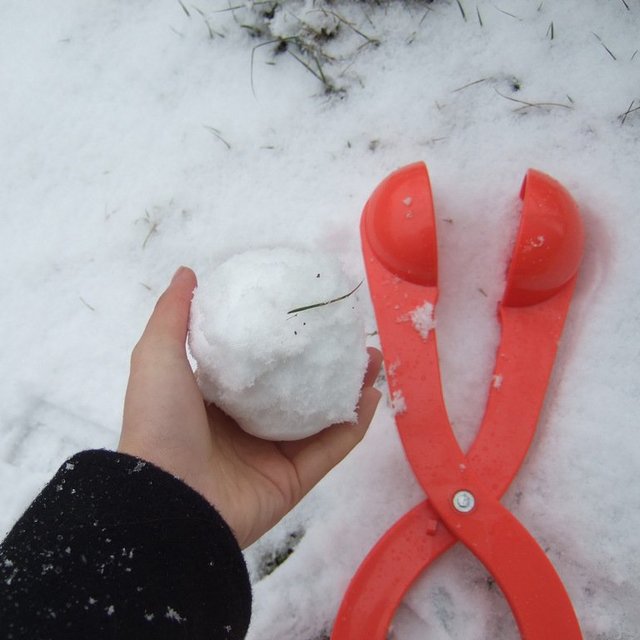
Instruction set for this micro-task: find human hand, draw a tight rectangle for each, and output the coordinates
[118,267,382,548]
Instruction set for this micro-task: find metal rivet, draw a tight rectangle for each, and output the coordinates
[453,490,475,513]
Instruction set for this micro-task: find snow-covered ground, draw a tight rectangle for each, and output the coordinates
[1,1,639,638]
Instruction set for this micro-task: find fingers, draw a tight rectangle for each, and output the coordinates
[282,387,382,497]
[135,267,197,356]
[279,349,383,497]
[363,347,383,387]
[120,267,204,461]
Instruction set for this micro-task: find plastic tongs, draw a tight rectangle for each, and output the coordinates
[332,163,584,639]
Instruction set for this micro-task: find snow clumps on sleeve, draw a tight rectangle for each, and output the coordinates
[188,248,369,441]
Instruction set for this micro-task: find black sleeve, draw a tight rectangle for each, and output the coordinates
[0,450,251,640]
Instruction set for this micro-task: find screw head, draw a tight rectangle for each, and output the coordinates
[453,490,475,513]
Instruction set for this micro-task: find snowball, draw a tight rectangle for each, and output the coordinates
[188,248,368,441]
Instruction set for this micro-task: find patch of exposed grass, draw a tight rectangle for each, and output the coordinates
[256,529,304,578]
[189,1,443,96]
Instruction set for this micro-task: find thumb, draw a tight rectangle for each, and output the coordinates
[137,267,197,354]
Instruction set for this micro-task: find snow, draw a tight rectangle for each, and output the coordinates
[189,248,368,440]
[409,301,437,340]
[391,390,407,416]
[165,606,185,623]
[1,1,639,639]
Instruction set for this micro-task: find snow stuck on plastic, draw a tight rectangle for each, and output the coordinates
[391,390,407,416]
[409,302,436,340]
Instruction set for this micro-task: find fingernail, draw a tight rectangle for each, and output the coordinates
[171,266,187,284]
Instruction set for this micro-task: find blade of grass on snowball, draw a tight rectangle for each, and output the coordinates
[287,281,363,315]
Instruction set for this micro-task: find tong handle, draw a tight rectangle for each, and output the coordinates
[425,476,582,639]
[392,281,582,639]
[332,501,453,639]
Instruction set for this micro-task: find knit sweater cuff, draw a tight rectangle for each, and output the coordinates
[0,449,251,639]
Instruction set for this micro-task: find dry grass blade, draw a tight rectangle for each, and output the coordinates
[287,281,363,315]
[546,21,554,40]
[620,100,640,125]
[453,77,487,92]
[419,7,433,26]
[177,0,190,17]
[288,49,338,93]
[214,1,275,14]
[250,38,292,97]
[142,210,159,249]
[494,6,521,21]
[495,89,573,111]
[203,125,231,149]
[194,7,223,39]
[455,0,467,21]
[313,54,328,86]
[593,33,617,60]
[318,9,379,46]
[79,297,96,311]
[288,50,324,83]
